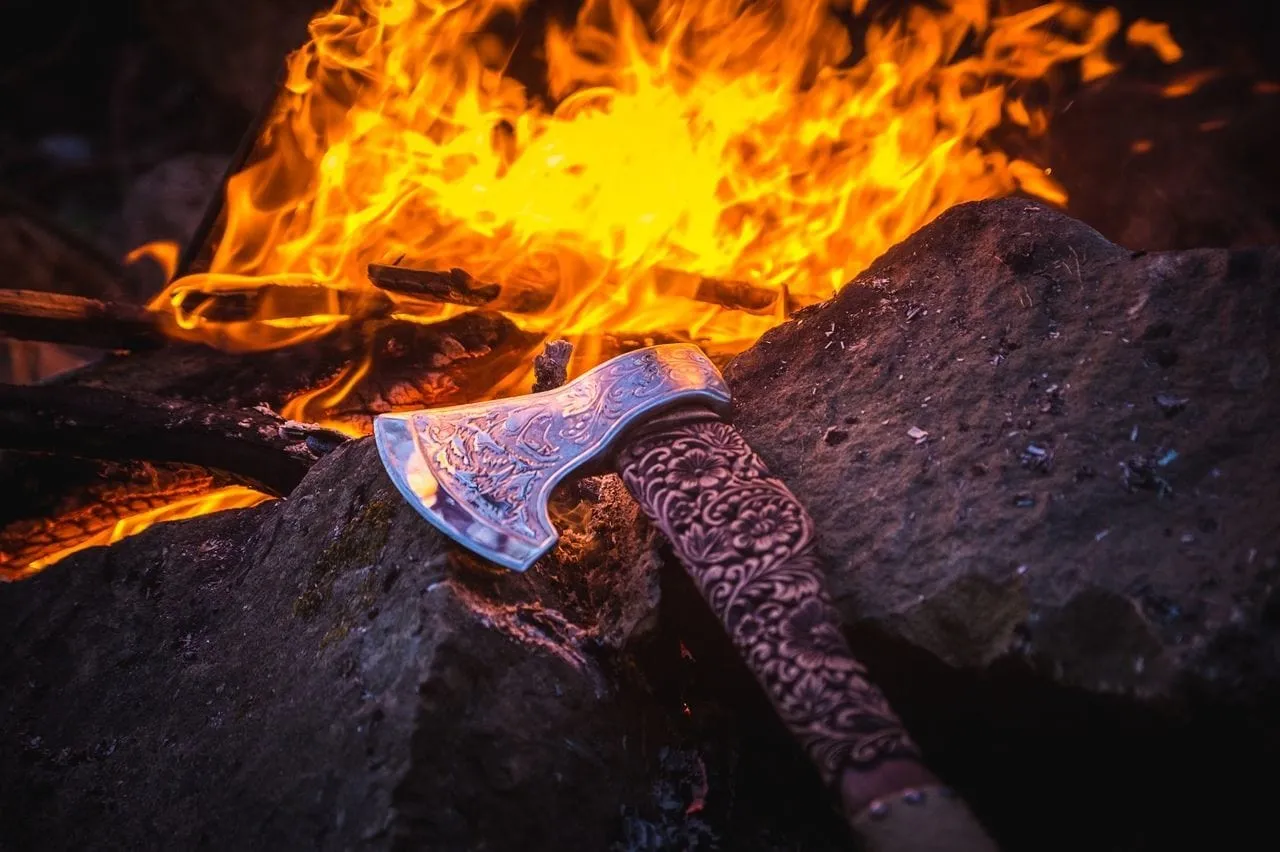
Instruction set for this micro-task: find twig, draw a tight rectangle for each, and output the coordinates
[0,383,349,496]
[0,289,163,350]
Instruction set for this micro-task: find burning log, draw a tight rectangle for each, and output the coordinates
[0,289,164,350]
[369,261,786,316]
[367,263,502,307]
[0,463,264,580]
[0,383,348,496]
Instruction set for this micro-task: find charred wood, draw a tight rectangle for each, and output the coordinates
[532,339,573,393]
[370,261,785,316]
[0,383,347,496]
[0,289,164,350]
[368,263,501,307]
[0,461,245,580]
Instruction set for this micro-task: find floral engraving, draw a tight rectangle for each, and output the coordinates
[616,411,922,789]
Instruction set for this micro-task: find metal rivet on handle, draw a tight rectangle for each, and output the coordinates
[902,789,926,805]
[867,800,890,820]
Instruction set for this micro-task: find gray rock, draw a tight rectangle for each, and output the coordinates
[723,198,1280,712]
[0,440,662,851]
[4,198,1279,852]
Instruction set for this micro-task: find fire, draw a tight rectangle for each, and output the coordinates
[7,1,1185,577]
[3,486,270,581]
[149,0,1179,423]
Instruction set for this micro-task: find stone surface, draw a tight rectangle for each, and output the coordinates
[725,197,1280,708]
[0,440,666,852]
[3,198,1279,851]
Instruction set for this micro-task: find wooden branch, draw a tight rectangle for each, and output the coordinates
[0,383,349,496]
[368,263,501,306]
[370,262,783,316]
[0,289,164,350]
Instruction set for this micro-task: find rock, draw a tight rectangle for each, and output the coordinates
[716,197,1280,849]
[4,198,1279,851]
[0,440,666,851]
[725,197,1280,704]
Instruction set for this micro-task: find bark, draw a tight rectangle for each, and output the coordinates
[0,382,347,496]
[0,289,162,350]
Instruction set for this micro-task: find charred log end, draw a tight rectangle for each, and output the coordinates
[0,289,164,351]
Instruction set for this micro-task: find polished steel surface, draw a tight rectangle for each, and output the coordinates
[373,343,731,571]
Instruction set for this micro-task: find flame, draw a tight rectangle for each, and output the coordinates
[125,239,181,282]
[1125,19,1182,64]
[146,0,1178,425]
[17,1,1185,578]
[6,486,271,580]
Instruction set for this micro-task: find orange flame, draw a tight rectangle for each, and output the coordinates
[125,239,181,282]
[9,486,271,580]
[146,0,1178,426]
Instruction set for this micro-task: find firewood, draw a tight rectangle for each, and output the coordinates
[0,383,348,496]
[0,289,164,350]
[369,261,783,315]
[367,263,502,306]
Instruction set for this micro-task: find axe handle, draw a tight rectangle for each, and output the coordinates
[615,407,1000,852]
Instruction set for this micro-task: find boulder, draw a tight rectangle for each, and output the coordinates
[0,440,669,851]
[3,198,1278,851]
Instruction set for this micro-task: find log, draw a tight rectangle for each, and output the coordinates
[0,382,347,496]
[367,263,501,307]
[0,289,163,350]
[369,261,785,315]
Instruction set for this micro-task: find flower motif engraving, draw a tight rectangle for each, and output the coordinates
[670,448,733,492]
[617,411,921,794]
[728,501,804,554]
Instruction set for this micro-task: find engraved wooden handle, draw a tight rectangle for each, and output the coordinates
[615,406,1000,851]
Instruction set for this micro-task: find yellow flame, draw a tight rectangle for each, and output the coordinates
[145,0,1178,427]
[125,239,181,282]
[15,487,271,579]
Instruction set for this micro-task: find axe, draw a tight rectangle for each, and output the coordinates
[373,343,999,851]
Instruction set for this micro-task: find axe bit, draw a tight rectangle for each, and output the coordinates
[374,343,1000,851]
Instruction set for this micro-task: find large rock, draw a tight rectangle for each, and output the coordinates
[0,440,670,851]
[726,197,1279,704]
[3,198,1278,851]
[718,197,1280,849]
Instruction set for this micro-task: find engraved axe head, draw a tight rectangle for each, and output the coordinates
[373,343,731,571]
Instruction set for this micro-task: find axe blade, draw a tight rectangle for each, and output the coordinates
[373,343,732,571]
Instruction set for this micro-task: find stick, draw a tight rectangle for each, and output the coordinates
[369,262,782,315]
[0,383,349,496]
[368,263,501,307]
[0,289,163,350]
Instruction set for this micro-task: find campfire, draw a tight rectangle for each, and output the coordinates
[0,0,1185,578]
[4,2,1280,849]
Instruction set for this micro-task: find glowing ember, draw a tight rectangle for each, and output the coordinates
[3,485,270,581]
[149,0,1178,422]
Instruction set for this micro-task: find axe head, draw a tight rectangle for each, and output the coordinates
[373,343,731,571]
